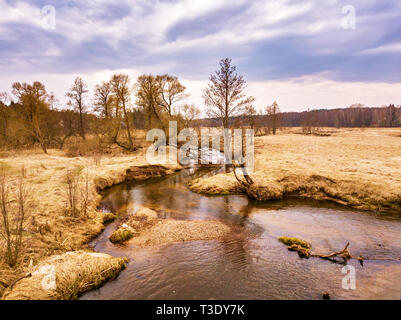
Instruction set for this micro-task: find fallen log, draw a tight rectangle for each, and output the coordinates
[280,239,360,264]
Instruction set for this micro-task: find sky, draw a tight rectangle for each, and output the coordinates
[1,0,401,113]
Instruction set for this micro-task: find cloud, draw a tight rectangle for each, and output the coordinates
[0,0,401,111]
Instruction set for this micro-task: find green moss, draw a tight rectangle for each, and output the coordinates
[102,213,117,224]
[109,228,136,243]
[278,236,311,249]
[220,190,230,195]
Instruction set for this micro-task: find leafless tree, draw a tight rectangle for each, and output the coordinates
[0,169,30,267]
[110,74,134,150]
[156,75,189,116]
[181,103,200,129]
[66,77,88,140]
[12,81,50,153]
[135,74,164,129]
[266,101,280,135]
[0,92,9,145]
[93,81,112,118]
[203,58,255,129]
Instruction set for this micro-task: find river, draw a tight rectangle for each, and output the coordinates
[82,167,401,300]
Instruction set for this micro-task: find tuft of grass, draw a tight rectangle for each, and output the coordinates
[102,213,117,224]
[2,251,128,300]
[278,236,311,249]
[109,227,136,243]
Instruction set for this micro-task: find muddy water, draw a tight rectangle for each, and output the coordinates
[82,168,401,300]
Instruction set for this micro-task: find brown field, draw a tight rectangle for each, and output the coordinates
[0,148,179,298]
[190,128,401,213]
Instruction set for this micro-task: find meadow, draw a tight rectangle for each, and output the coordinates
[1,127,400,299]
[190,128,401,213]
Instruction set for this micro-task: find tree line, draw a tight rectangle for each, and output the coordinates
[0,73,201,153]
[1,58,400,154]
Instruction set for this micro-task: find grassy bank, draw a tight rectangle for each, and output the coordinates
[0,148,179,299]
[189,128,401,214]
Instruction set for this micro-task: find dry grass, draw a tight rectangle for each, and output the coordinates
[2,251,127,300]
[109,206,231,246]
[189,128,401,213]
[128,219,231,247]
[0,148,180,298]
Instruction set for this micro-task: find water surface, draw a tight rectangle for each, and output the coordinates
[82,168,401,300]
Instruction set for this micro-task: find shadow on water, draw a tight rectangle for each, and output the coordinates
[82,167,401,300]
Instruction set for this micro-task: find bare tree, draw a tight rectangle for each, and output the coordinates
[0,169,30,267]
[64,167,90,218]
[135,74,164,129]
[93,81,112,118]
[156,75,189,116]
[0,92,9,145]
[181,103,200,129]
[203,58,255,129]
[110,74,134,150]
[266,101,280,135]
[12,82,50,153]
[66,77,88,140]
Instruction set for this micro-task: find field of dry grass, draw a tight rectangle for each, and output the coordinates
[1,127,400,299]
[190,128,401,213]
[0,147,179,298]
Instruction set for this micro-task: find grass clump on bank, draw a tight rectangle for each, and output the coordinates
[2,251,128,300]
[109,227,136,243]
[102,213,117,224]
[278,237,311,249]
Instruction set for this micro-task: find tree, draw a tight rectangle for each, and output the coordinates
[12,81,50,153]
[110,73,134,150]
[156,75,188,116]
[66,77,88,140]
[93,81,112,118]
[266,101,280,135]
[0,170,30,267]
[181,103,200,129]
[0,92,9,145]
[203,58,255,129]
[135,74,164,129]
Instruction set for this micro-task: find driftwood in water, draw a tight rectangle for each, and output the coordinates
[285,241,360,264]
[311,242,353,262]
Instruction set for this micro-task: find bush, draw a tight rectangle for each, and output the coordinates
[102,213,117,224]
[109,227,136,243]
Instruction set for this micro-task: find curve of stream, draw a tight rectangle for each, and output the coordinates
[82,167,401,300]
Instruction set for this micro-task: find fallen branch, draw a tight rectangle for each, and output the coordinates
[311,242,352,263]
[281,239,362,265]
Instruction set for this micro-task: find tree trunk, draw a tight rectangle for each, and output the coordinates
[122,101,134,150]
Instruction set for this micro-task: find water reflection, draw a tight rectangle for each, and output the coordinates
[84,167,401,300]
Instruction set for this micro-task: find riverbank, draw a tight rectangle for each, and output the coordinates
[0,148,180,299]
[189,129,401,214]
[109,207,231,247]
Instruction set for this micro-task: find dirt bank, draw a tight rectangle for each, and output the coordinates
[2,251,127,300]
[189,129,401,214]
[109,207,231,246]
[189,171,401,214]
[0,150,180,299]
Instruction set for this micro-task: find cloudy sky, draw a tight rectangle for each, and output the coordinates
[1,0,401,113]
